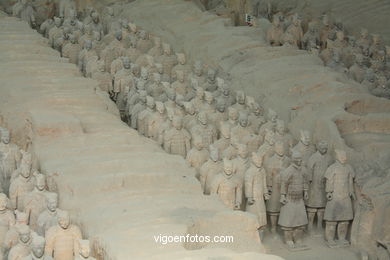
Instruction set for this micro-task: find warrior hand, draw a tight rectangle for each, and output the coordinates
[247,198,255,205]
[264,193,270,201]
[326,192,333,201]
[304,191,309,200]
[234,203,241,210]
[350,192,356,200]
[280,195,287,205]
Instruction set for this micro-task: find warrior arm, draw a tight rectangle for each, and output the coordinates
[324,166,334,193]
[279,169,291,196]
[235,182,242,207]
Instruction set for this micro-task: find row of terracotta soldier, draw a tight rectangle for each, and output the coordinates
[33,6,357,251]
[0,127,95,260]
[266,12,390,99]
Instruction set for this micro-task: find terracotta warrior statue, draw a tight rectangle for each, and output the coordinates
[209,99,228,134]
[45,210,82,260]
[22,235,53,260]
[8,224,32,260]
[200,145,222,195]
[211,159,242,210]
[171,53,191,82]
[226,107,238,129]
[204,68,218,92]
[91,61,112,93]
[278,151,309,250]
[171,70,188,97]
[190,112,217,149]
[291,130,315,167]
[189,60,205,86]
[258,109,278,141]
[232,144,250,187]
[62,34,81,65]
[324,149,355,248]
[37,193,59,237]
[264,141,290,235]
[24,174,53,231]
[245,151,269,239]
[0,193,15,248]
[137,96,155,137]
[9,156,35,211]
[136,30,153,54]
[148,102,167,141]
[258,129,276,164]
[186,134,209,174]
[306,141,333,233]
[3,211,29,254]
[274,119,295,154]
[157,43,177,78]
[267,16,284,47]
[75,240,95,260]
[163,116,191,157]
[0,128,21,193]
[213,122,231,155]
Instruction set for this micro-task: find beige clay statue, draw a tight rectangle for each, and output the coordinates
[211,159,242,210]
[163,116,191,158]
[45,210,82,260]
[324,150,355,248]
[199,145,222,195]
[278,151,309,250]
[8,224,32,260]
[37,193,59,237]
[74,240,95,260]
[186,134,209,174]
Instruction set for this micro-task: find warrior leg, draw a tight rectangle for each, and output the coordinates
[307,207,316,233]
[317,208,325,230]
[269,212,279,234]
[325,221,337,247]
[294,226,309,249]
[281,227,294,248]
[337,221,350,246]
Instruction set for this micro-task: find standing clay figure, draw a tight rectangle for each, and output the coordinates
[40,19,55,38]
[146,73,164,101]
[45,210,82,260]
[100,31,126,73]
[59,0,75,18]
[147,36,163,57]
[171,53,191,81]
[92,61,112,93]
[226,107,238,129]
[245,152,269,238]
[136,30,153,54]
[200,92,216,114]
[302,23,320,53]
[0,128,21,193]
[267,16,284,46]
[137,96,155,136]
[8,224,32,260]
[258,129,275,163]
[356,28,371,51]
[291,130,315,166]
[189,60,205,86]
[231,112,259,152]
[190,87,205,113]
[211,159,242,210]
[324,150,355,248]
[278,151,309,250]
[200,145,222,195]
[327,51,347,73]
[190,112,217,148]
[113,58,133,119]
[3,211,29,253]
[78,40,97,76]
[130,91,147,129]
[157,43,177,78]
[37,193,59,237]
[258,109,277,140]
[186,134,209,174]
[24,174,53,231]
[264,141,290,234]
[9,158,35,211]
[232,91,246,112]
[171,70,188,97]
[148,102,167,141]
[285,14,303,48]
[306,141,333,233]
[209,99,228,133]
[22,235,53,260]
[232,144,250,184]
[163,116,191,157]
[62,34,81,65]
[75,240,95,260]
[348,54,366,83]
[19,0,36,27]
[110,57,125,79]
[248,102,265,135]
[274,119,294,153]
[319,15,332,50]
[218,84,236,107]
[48,17,63,48]
[213,122,231,155]
[204,68,218,92]
[0,193,15,248]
